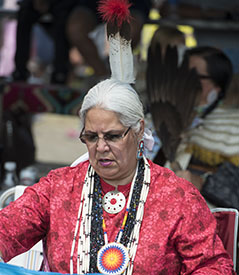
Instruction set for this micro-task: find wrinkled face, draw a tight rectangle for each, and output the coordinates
[83,107,140,186]
[189,55,220,105]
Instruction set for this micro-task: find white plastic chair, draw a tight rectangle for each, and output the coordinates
[211,207,238,271]
[70,152,89,167]
[0,185,43,271]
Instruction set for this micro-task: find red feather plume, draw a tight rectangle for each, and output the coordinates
[98,0,132,27]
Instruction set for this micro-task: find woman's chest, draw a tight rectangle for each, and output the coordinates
[47,194,181,274]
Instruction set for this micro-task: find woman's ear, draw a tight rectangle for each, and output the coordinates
[139,120,145,139]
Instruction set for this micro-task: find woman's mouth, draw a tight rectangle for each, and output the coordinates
[99,159,113,167]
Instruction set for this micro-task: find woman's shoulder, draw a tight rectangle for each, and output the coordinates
[148,160,206,209]
[33,160,90,192]
[206,106,239,122]
[148,160,196,191]
[187,106,239,161]
[47,160,89,177]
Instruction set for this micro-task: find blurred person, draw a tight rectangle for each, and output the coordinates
[223,73,239,108]
[12,0,78,84]
[66,0,152,79]
[11,0,152,84]
[0,0,18,77]
[145,37,239,205]
[175,46,238,192]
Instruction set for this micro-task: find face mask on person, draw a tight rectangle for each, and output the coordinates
[206,89,218,105]
[194,89,218,116]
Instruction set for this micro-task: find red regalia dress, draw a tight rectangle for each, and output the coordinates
[0,160,235,274]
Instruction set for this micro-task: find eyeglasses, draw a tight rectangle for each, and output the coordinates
[79,127,131,145]
[198,74,212,79]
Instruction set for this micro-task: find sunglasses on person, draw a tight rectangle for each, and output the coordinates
[79,127,131,145]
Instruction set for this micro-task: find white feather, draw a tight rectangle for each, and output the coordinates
[108,32,135,84]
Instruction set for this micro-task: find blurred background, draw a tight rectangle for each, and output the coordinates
[0,0,239,184]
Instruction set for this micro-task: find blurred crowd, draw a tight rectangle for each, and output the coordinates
[0,0,151,85]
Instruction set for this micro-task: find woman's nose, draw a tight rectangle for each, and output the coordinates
[96,137,109,151]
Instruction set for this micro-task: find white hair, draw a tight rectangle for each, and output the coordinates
[79,78,144,133]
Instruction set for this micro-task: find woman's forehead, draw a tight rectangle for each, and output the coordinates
[85,107,122,128]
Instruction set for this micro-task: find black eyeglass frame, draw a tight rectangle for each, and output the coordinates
[79,126,131,145]
[198,74,212,79]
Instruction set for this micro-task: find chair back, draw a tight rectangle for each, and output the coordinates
[211,207,238,271]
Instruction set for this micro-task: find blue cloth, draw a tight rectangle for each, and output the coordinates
[0,262,101,275]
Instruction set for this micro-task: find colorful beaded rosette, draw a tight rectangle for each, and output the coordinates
[97,242,129,274]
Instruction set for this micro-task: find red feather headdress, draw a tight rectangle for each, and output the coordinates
[98,0,132,27]
[98,0,135,83]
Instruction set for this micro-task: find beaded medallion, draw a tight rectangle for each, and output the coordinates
[103,190,126,214]
[97,242,129,274]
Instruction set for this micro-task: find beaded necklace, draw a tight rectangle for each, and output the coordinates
[70,156,150,274]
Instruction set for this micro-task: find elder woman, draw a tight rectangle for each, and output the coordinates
[0,78,235,274]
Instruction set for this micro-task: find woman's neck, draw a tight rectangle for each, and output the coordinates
[101,163,138,188]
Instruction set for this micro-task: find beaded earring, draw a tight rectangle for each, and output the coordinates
[137,139,144,159]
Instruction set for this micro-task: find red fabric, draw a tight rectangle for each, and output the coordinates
[0,160,236,274]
